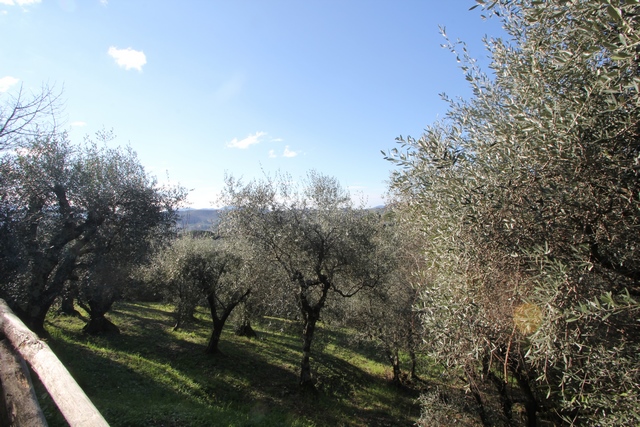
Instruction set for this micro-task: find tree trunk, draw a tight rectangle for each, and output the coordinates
[483,354,513,423]
[235,320,257,338]
[58,294,79,316]
[173,299,197,330]
[295,271,330,390]
[22,307,49,338]
[206,319,225,354]
[467,368,491,427]
[234,302,256,338]
[83,314,119,335]
[299,313,318,389]
[22,258,77,336]
[204,289,250,355]
[510,362,539,427]
[409,349,419,380]
[388,348,402,384]
[82,300,119,335]
[21,217,103,337]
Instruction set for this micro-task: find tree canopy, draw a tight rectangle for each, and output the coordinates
[387,0,640,425]
[0,132,185,335]
[144,235,252,354]
[220,171,389,388]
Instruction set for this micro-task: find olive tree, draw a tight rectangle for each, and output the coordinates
[145,235,252,354]
[74,252,129,335]
[220,171,388,388]
[0,132,185,335]
[344,204,425,384]
[0,84,62,151]
[386,1,640,425]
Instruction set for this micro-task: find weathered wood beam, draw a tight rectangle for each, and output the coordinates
[0,299,109,427]
[0,339,48,427]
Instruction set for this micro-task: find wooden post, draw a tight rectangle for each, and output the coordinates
[0,299,109,427]
[0,339,48,427]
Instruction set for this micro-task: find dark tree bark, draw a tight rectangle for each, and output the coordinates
[466,368,492,427]
[235,321,257,338]
[387,347,402,385]
[409,349,418,380]
[82,315,120,335]
[483,355,513,424]
[510,360,539,427]
[204,289,250,355]
[81,299,119,335]
[234,301,257,338]
[299,312,319,388]
[18,212,104,336]
[172,304,197,331]
[205,317,227,354]
[58,294,80,317]
[295,271,332,390]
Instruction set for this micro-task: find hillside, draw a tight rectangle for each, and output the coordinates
[41,302,425,427]
[178,209,222,231]
[177,207,386,232]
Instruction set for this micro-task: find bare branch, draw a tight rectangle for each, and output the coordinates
[0,83,64,150]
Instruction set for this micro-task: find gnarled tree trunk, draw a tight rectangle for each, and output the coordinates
[204,289,250,354]
[81,299,119,335]
[299,313,319,389]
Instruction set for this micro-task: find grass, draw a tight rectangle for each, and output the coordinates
[37,302,425,426]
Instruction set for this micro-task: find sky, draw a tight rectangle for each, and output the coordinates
[0,0,505,208]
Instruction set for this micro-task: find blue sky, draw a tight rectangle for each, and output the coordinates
[0,0,504,208]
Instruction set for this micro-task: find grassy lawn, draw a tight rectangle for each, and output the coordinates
[38,302,423,426]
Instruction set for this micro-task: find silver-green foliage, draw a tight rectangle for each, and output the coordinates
[145,236,250,328]
[386,0,640,424]
[219,170,387,386]
[0,131,185,333]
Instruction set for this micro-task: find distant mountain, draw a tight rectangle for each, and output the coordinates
[177,205,386,232]
[177,209,222,231]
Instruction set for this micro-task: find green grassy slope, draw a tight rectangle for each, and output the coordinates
[39,302,422,427]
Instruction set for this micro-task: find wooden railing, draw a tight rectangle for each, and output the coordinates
[0,299,109,427]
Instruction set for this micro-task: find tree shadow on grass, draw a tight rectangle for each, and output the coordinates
[44,329,309,426]
[45,302,421,426]
[311,351,420,426]
[109,302,177,329]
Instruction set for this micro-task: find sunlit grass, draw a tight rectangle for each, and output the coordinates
[40,302,422,426]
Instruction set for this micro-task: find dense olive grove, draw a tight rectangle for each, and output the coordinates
[8,2,640,422]
[219,171,391,388]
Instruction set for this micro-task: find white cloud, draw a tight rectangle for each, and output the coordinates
[268,149,277,158]
[0,0,41,5]
[226,131,266,149]
[108,46,147,72]
[70,121,87,127]
[0,76,19,93]
[283,146,298,158]
[99,0,108,5]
